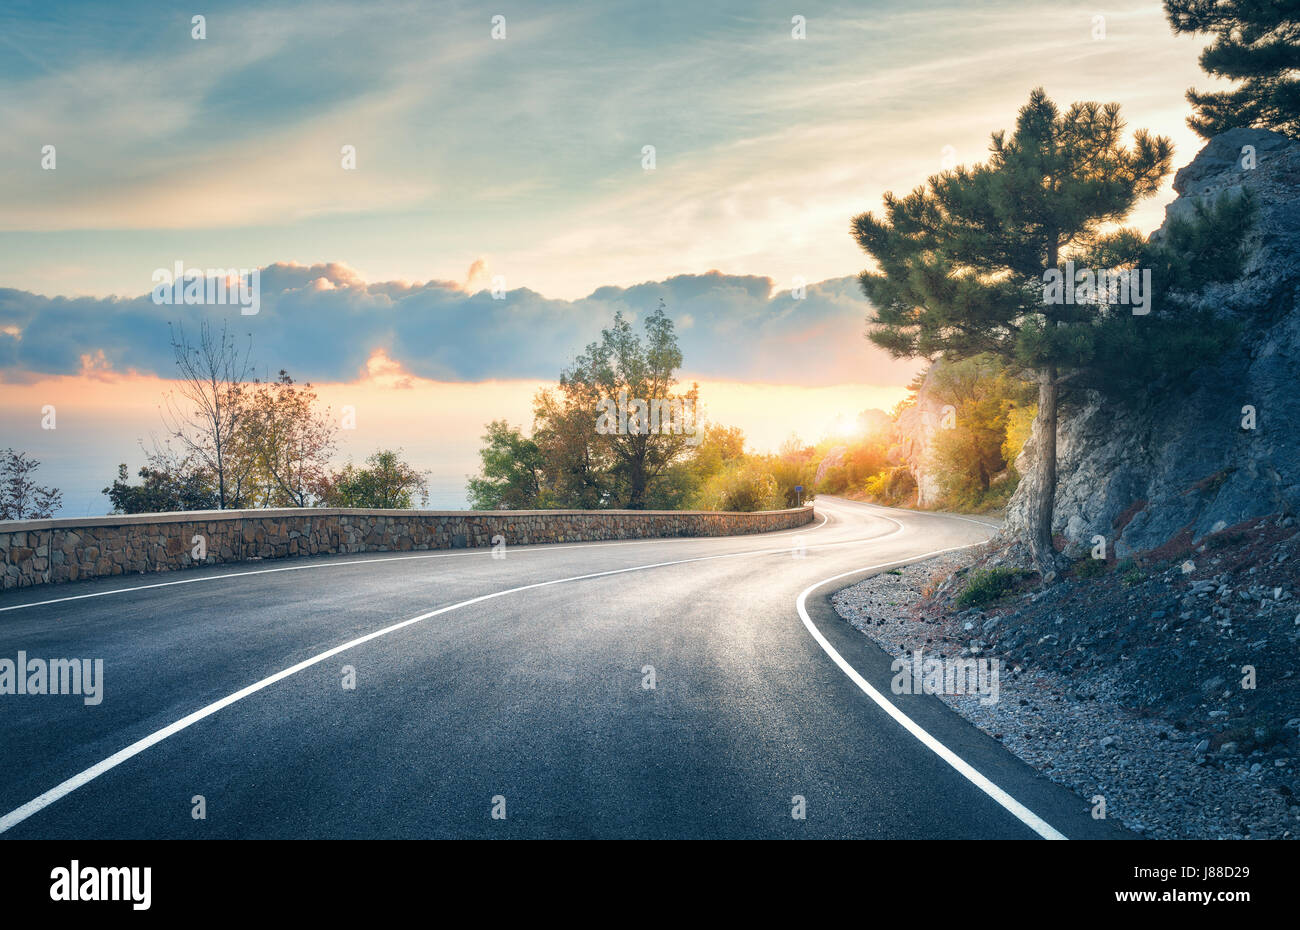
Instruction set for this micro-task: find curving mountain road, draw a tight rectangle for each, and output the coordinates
[0,496,1129,839]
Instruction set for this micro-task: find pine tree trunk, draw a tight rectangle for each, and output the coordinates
[1028,368,1059,580]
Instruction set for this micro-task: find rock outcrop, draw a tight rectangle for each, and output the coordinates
[891,363,947,506]
[1004,128,1300,556]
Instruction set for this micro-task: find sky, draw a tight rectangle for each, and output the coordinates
[0,0,1222,513]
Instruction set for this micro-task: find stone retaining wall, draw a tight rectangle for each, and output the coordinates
[0,505,815,590]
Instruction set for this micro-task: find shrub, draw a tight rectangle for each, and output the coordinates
[692,460,783,512]
[1073,556,1109,579]
[1117,557,1144,586]
[955,566,1025,608]
[863,465,916,505]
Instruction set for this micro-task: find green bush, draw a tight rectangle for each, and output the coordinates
[1117,557,1144,586]
[1073,556,1109,579]
[692,460,783,512]
[955,566,1025,608]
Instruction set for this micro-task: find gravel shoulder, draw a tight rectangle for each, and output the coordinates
[832,537,1299,840]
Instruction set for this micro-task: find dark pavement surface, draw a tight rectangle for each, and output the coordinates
[0,497,1130,838]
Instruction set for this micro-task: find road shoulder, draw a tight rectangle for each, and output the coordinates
[831,551,1297,839]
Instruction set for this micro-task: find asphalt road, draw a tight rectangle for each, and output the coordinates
[0,496,1130,839]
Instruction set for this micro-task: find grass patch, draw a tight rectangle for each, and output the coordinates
[955,566,1026,608]
[1118,557,1145,586]
[1073,556,1110,579]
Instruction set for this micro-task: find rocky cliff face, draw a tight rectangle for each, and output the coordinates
[1004,128,1300,556]
[891,363,946,506]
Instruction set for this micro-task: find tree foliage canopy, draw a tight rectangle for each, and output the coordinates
[1166,0,1300,138]
[853,88,1173,376]
[467,303,811,513]
[322,449,430,510]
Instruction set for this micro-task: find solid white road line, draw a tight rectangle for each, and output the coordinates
[0,510,881,835]
[795,554,1068,841]
[0,511,833,615]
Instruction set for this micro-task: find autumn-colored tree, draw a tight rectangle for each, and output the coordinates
[240,371,337,506]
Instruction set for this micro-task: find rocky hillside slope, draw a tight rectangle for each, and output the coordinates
[834,528,1300,839]
[1005,128,1300,557]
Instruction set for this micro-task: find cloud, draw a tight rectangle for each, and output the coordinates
[77,349,118,382]
[0,0,1210,303]
[0,264,916,388]
[362,347,415,389]
[463,258,491,293]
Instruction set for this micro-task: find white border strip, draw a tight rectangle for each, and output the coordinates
[795,552,1068,840]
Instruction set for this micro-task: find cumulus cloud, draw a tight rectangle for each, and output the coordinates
[0,264,917,387]
[463,258,492,293]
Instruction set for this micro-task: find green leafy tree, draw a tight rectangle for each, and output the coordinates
[531,386,615,509]
[1076,191,1254,396]
[853,89,1172,576]
[1166,0,1300,139]
[551,299,699,509]
[468,305,801,514]
[103,458,219,514]
[643,423,744,510]
[684,424,746,479]
[927,357,1020,506]
[467,420,549,510]
[324,449,430,509]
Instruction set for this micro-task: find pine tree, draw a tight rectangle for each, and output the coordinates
[852,89,1172,577]
[1166,0,1300,139]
